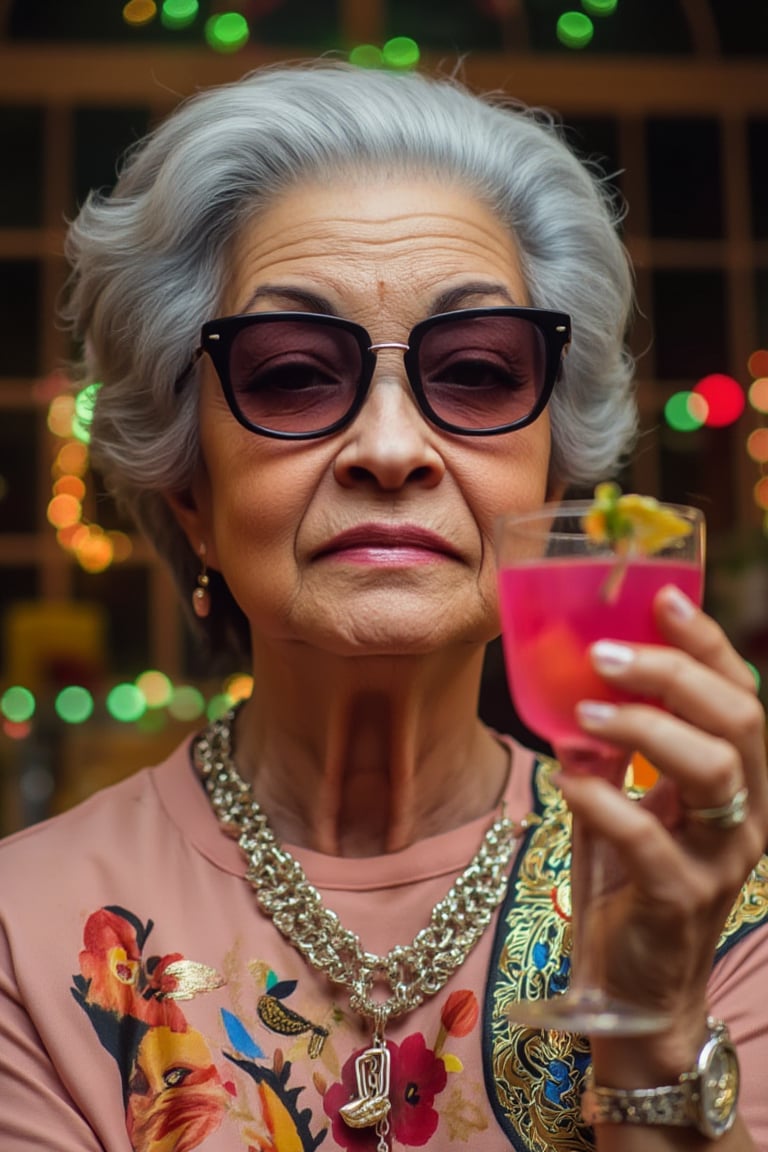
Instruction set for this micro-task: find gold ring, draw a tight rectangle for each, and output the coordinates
[686,787,749,830]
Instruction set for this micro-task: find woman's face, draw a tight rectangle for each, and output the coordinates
[172,178,557,658]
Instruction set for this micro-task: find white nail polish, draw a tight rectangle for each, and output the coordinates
[576,700,618,727]
[592,640,635,672]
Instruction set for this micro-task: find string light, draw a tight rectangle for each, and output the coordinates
[123,0,158,26]
[349,37,420,71]
[161,0,199,29]
[205,12,249,52]
[692,373,745,428]
[664,391,707,433]
[557,12,594,49]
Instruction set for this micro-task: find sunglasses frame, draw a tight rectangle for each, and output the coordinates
[187,306,571,440]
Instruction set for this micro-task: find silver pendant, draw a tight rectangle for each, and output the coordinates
[339,1041,391,1129]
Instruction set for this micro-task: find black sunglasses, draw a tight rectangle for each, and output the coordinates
[176,306,571,439]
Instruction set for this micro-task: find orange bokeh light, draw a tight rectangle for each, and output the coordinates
[47,492,82,529]
[754,476,768,511]
[54,440,89,477]
[748,350,768,380]
[747,429,768,464]
[47,396,75,439]
[750,378,768,414]
[76,529,114,573]
[53,474,87,501]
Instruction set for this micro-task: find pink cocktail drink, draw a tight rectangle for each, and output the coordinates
[498,556,702,764]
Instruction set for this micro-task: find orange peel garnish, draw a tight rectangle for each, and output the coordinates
[583,482,693,557]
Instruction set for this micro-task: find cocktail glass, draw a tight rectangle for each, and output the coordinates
[496,498,705,1034]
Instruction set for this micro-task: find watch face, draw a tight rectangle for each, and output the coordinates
[700,1036,740,1139]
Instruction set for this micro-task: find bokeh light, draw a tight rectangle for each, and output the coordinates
[54,440,89,477]
[168,685,206,721]
[53,474,86,501]
[582,0,618,13]
[207,693,233,721]
[3,719,31,741]
[748,349,768,379]
[47,492,82,529]
[136,669,173,708]
[55,685,95,724]
[161,0,198,29]
[349,44,384,68]
[692,373,745,428]
[382,36,420,69]
[746,428,768,464]
[47,395,75,438]
[107,683,147,722]
[754,476,768,511]
[123,0,157,25]
[749,378,768,414]
[557,12,594,49]
[205,12,249,52]
[76,527,114,573]
[664,391,707,432]
[1,685,36,723]
[746,661,762,693]
[225,673,253,703]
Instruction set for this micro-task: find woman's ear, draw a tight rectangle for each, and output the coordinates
[163,472,219,569]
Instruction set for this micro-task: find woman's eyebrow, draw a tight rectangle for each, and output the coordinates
[429,282,522,313]
[239,284,337,315]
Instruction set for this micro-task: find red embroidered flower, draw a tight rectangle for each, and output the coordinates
[324,1033,447,1149]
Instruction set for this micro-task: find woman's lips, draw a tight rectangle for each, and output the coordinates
[315,524,460,565]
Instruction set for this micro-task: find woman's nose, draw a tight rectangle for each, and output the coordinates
[332,355,445,491]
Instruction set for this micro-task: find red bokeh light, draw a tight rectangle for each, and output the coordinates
[692,374,745,428]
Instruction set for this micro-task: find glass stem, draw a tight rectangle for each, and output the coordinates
[568,813,609,1000]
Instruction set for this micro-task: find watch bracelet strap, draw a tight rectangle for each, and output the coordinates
[581,1081,696,1128]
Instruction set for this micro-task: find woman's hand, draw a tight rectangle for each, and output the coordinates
[558,583,767,1083]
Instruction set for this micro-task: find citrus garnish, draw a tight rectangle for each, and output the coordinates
[583,482,694,600]
[584,482,693,555]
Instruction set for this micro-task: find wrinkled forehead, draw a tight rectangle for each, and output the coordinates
[219,175,527,324]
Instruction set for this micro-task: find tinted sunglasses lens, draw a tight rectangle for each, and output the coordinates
[417,314,547,430]
[227,319,362,434]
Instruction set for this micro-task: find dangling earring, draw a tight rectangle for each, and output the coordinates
[192,543,211,619]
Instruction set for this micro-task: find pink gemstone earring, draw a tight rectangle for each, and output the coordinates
[192,543,211,619]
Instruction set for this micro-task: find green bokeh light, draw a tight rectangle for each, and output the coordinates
[349,44,384,69]
[206,693,234,722]
[168,684,205,721]
[205,12,249,53]
[161,0,198,29]
[556,12,594,49]
[55,685,94,724]
[382,36,420,69]
[664,391,706,432]
[107,682,147,723]
[582,0,618,15]
[1,685,36,723]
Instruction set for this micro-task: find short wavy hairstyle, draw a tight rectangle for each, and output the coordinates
[63,61,637,663]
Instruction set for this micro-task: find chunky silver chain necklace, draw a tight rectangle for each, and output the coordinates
[193,710,534,1152]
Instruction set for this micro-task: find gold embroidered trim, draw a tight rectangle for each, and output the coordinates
[488,757,768,1152]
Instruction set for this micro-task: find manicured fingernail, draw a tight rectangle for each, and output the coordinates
[662,584,696,621]
[576,700,618,727]
[591,640,635,673]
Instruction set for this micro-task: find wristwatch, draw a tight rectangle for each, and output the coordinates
[581,1017,740,1140]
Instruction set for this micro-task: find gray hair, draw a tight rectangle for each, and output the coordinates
[63,61,637,661]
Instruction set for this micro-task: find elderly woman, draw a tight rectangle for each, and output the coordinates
[1,62,766,1152]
